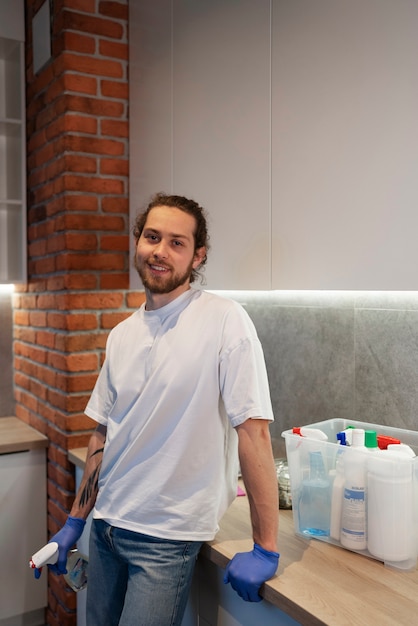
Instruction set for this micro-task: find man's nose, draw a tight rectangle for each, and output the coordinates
[153,240,168,259]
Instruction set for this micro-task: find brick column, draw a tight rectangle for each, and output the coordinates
[14,2,145,624]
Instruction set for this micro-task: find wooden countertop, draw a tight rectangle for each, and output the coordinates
[0,416,48,454]
[68,448,418,625]
[68,446,88,469]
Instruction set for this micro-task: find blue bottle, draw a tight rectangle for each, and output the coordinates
[298,450,331,537]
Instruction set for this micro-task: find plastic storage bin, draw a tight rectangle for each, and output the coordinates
[282,418,418,571]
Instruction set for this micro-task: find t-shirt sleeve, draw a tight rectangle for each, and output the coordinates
[219,304,274,428]
[84,333,116,425]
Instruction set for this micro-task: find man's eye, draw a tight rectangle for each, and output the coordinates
[173,240,183,247]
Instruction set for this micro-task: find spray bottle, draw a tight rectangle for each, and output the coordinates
[29,542,88,591]
[297,448,331,537]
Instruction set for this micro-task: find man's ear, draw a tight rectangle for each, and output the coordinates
[193,246,207,268]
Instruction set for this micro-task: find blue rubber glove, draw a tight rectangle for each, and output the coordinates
[223,543,280,602]
[46,516,86,576]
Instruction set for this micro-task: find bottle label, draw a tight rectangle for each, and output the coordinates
[342,488,366,537]
[344,487,365,501]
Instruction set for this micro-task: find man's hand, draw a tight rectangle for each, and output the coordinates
[44,516,86,576]
[223,543,279,602]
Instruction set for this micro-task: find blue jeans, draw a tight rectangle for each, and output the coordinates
[86,519,203,626]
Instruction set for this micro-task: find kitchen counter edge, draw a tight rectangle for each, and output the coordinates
[0,416,48,454]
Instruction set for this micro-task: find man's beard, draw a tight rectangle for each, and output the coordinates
[134,255,194,294]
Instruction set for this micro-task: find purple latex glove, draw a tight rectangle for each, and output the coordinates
[223,543,279,602]
[38,516,86,577]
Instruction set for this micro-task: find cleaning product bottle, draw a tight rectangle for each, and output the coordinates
[336,431,347,446]
[364,430,379,452]
[297,449,331,537]
[367,451,415,568]
[342,425,356,446]
[340,429,367,550]
[376,434,401,450]
[293,426,328,441]
[30,542,88,591]
[387,443,416,457]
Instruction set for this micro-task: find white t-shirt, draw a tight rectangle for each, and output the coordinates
[85,288,274,541]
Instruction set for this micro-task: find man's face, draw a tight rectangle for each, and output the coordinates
[134,205,205,299]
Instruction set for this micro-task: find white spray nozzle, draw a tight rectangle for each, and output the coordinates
[29,542,59,569]
[299,426,328,441]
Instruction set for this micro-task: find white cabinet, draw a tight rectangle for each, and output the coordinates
[171,0,271,290]
[130,0,418,291]
[129,0,271,290]
[270,0,418,290]
[0,0,26,284]
[0,448,47,626]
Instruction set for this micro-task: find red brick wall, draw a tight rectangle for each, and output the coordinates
[14,2,145,624]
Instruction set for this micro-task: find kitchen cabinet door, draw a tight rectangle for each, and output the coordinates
[0,448,47,624]
[131,0,418,291]
[129,0,271,290]
[172,0,271,290]
[129,0,173,290]
[271,0,418,289]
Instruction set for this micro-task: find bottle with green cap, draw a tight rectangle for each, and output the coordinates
[365,430,379,452]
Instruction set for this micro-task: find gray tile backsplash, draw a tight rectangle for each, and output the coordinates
[221,291,418,458]
[355,307,418,432]
[247,303,355,456]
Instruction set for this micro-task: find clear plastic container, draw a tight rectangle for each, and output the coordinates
[282,418,418,571]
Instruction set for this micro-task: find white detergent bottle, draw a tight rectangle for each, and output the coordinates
[367,452,415,569]
[387,443,416,458]
[340,429,367,551]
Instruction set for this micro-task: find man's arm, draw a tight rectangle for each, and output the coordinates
[236,418,278,552]
[35,424,107,577]
[223,418,279,602]
[70,423,107,519]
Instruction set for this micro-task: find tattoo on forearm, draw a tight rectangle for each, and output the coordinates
[79,447,104,508]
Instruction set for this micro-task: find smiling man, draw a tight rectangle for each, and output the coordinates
[42,193,279,626]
